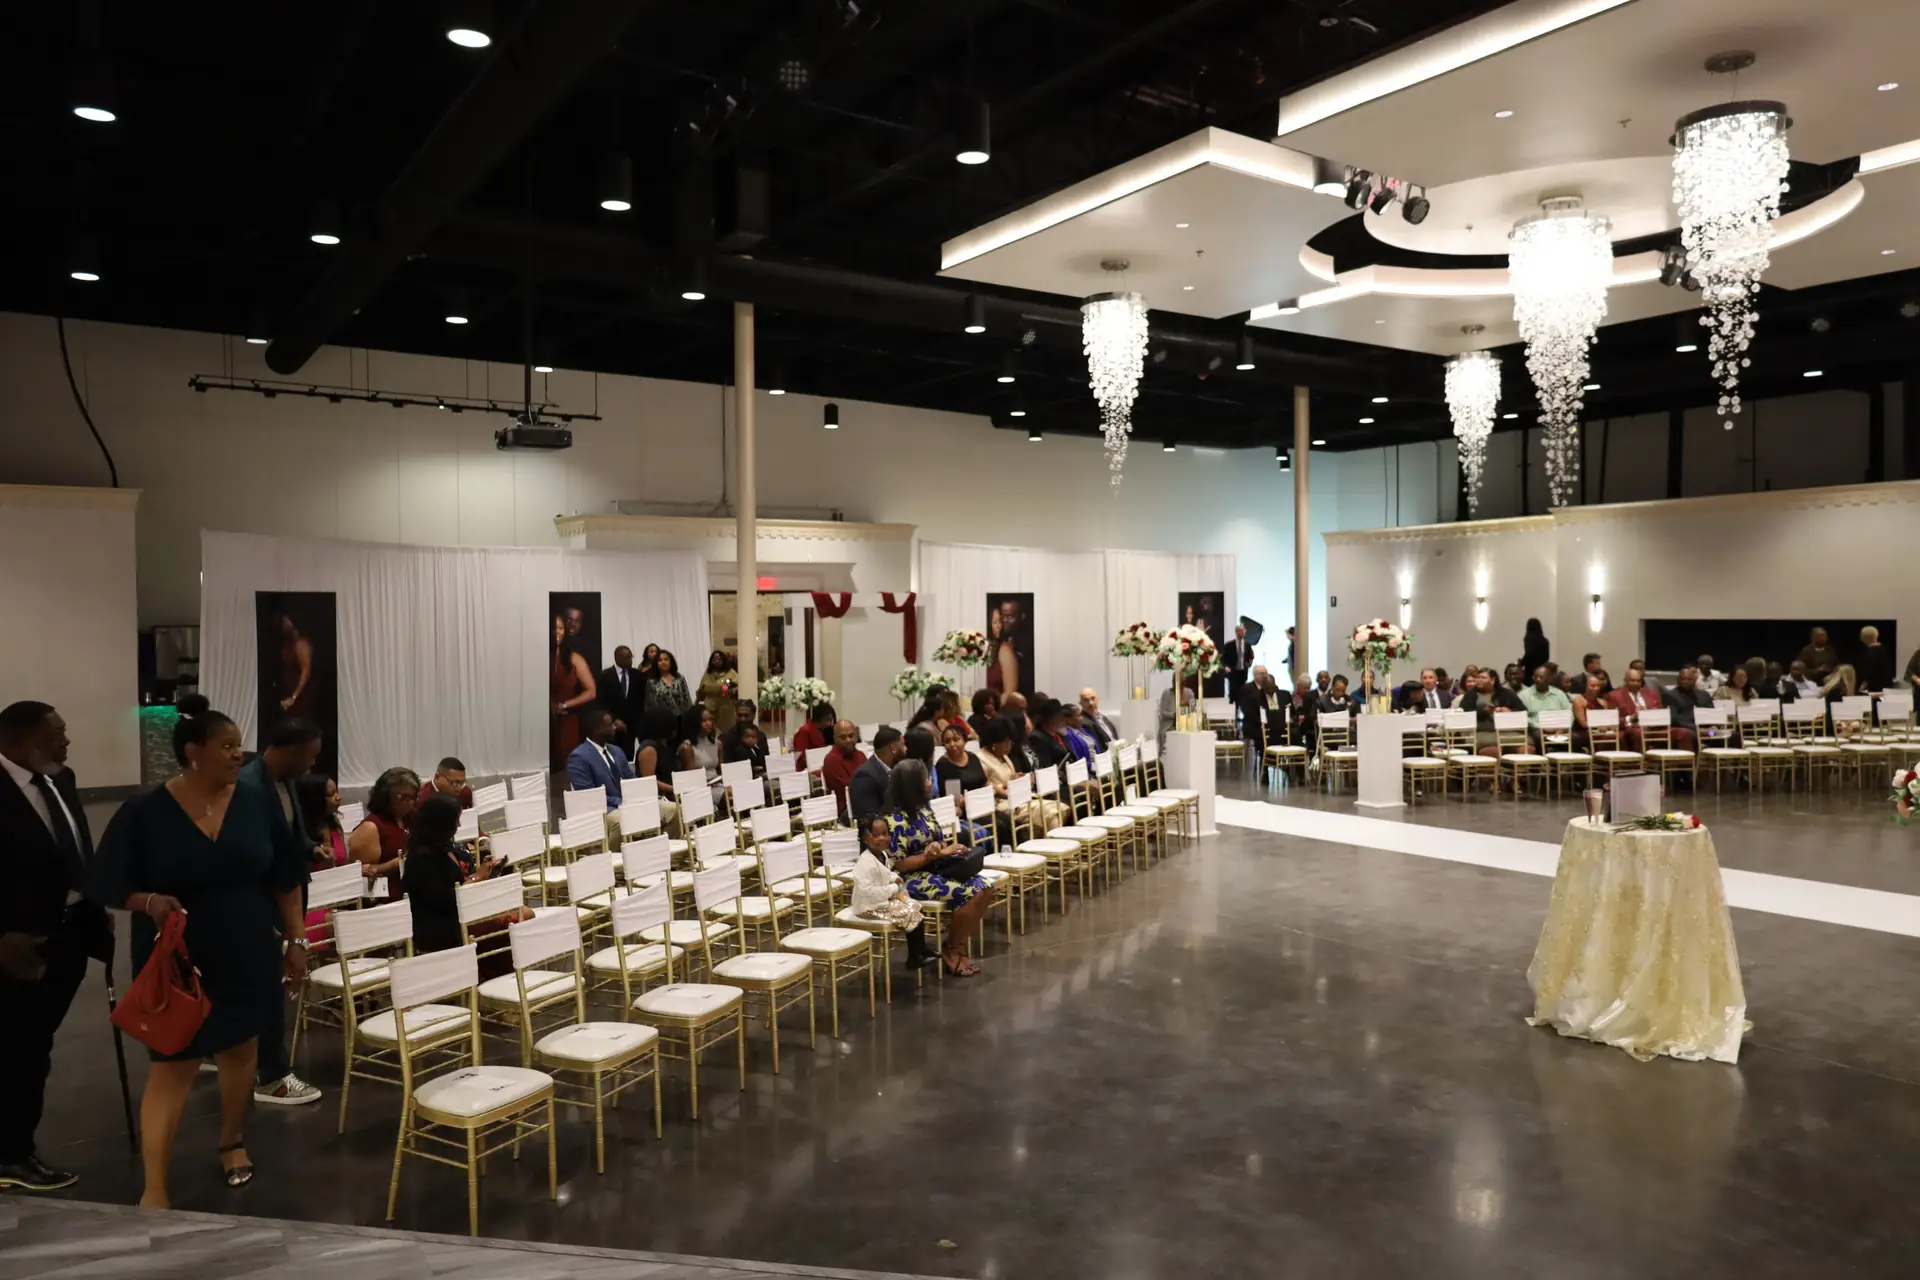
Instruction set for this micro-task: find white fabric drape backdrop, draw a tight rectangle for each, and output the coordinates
[915,541,1234,706]
[201,530,709,786]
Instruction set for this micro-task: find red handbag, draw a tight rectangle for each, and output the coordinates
[111,911,211,1056]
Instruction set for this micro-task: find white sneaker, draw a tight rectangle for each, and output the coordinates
[253,1073,322,1106]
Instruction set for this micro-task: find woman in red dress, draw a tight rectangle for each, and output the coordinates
[550,612,597,768]
[347,767,419,901]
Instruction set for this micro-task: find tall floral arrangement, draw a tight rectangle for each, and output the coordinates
[1348,619,1413,702]
[788,676,834,713]
[1154,625,1220,678]
[757,674,789,710]
[1111,621,1158,698]
[888,667,935,720]
[933,629,990,668]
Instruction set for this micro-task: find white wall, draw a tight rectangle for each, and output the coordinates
[0,486,141,786]
[0,312,1351,685]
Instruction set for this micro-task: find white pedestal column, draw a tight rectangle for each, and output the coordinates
[1121,698,1156,745]
[1355,714,1409,809]
[1165,730,1218,837]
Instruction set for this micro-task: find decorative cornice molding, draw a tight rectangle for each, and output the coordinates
[556,514,915,543]
[0,484,141,512]
[1325,515,1552,546]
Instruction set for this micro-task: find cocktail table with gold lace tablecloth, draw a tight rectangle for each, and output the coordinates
[1526,817,1748,1064]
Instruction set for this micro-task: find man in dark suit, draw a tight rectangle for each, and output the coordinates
[237,718,323,1106]
[566,708,636,809]
[1077,689,1120,747]
[1237,668,1289,746]
[1224,624,1255,722]
[0,701,110,1192]
[599,646,645,759]
[849,726,905,823]
[1401,668,1453,712]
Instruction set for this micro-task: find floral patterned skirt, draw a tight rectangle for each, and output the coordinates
[903,871,989,906]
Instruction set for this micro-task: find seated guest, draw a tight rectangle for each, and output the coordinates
[1406,667,1452,712]
[976,716,1066,830]
[790,701,835,757]
[1747,658,1782,700]
[719,700,767,772]
[677,705,723,798]
[298,775,352,932]
[1662,666,1712,750]
[820,720,867,816]
[1027,699,1070,770]
[1571,673,1606,750]
[1001,703,1037,772]
[1156,683,1194,740]
[1078,688,1119,746]
[1696,655,1724,698]
[1458,668,1523,756]
[1316,675,1354,716]
[1061,703,1100,766]
[630,709,683,820]
[1858,626,1894,693]
[1239,669,1288,743]
[1518,665,1571,728]
[1714,665,1755,703]
[934,723,987,797]
[1784,659,1819,701]
[567,708,635,808]
[1581,653,1613,699]
[1452,665,1478,698]
[1797,627,1839,683]
[1292,677,1318,753]
[1430,666,1451,699]
[937,689,974,739]
[643,650,694,719]
[1503,664,1526,693]
[903,724,937,777]
[418,757,473,809]
[1608,666,1665,752]
[849,726,904,823]
[851,813,932,971]
[883,759,997,978]
[968,689,1001,738]
[402,793,528,979]
[907,690,946,734]
[349,766,418,899]
[1314,670,1333,698]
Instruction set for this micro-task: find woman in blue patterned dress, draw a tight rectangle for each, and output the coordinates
[883,759,997,977]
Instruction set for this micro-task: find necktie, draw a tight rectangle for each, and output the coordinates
[601,744,616,775]
[32,773,86,893]
[621,669,628,697]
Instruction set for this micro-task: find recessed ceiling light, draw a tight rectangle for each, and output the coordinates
[1803,369,1824,377]
[1675,343,1698,353]
[1494,109,1515,119]
[534,364,553,373]
[599,198,631,212]
[445,314,469,325]
[1358,417,1374,424]
[1374,319,1385,325]
[1181,284,1195,291]
[1882,248,1898,256]
[1583,382,1599,390]
[767,387,784,396]
[73,105,116,123]
[681,289,706,301]
[1175,222,1190,229]
[1879,82,1900,92]
[447,28,491,48]
[1370,395,1388,403]
[1276,305,1301,316]
[1027,428,1042,442]
[245,336,268,346]
[309,232,341,246]
[1311,438,1326,446]
[1501,412,1519,419]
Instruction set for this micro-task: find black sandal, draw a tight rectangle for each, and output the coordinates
[218,1141,253,1189]
[941,955,981,978]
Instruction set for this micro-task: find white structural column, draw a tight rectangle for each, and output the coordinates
[1292,385,1309,682]
[734,302,758,700]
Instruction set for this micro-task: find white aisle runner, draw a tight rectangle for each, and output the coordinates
[1216,797,1920,939]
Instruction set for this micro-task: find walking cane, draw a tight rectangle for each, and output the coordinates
[102,968,139,1154]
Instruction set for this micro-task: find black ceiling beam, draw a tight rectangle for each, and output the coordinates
[265,0,658,375]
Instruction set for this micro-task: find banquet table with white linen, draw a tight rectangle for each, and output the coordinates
[1527,817,1748,1064]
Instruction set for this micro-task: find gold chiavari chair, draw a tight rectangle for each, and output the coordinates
[1440,710,1495,799]
[1318,710,1360,792]
[1585,708,1642,783]
[1636,708,1696,791]
[1011,771,1083,916]
[291,862,373,1065]
[1737,701,1793,791]
[1539,709,1591,798]
[584,879,682,1009]
[336,901,462,1136]
[1493,710,1544,798]
[707,858,816,1075]
[468,873,576,1067]
[631,873,748,1120]
[1783,700,1842,789]
[1695,706,1749,791]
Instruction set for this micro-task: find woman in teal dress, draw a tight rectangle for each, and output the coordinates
[882,759,997,977]
[92,697,309,1208]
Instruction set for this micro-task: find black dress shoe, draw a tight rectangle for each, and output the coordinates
[0,1157,79,1192]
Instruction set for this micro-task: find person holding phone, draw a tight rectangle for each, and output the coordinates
[402,794,527,979]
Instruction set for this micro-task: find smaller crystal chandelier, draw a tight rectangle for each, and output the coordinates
[1509,196,1611,509]
[1444,330,1499,517]
[1671,52,1790,421]
[1081,259,1149,487]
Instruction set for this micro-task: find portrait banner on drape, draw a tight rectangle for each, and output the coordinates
[1178,590,1227,695]
[548,592,602,770]
[985,592,1036,698]
[255,592,337,779]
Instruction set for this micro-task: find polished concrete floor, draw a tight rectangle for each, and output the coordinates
[26,796,1920,1278]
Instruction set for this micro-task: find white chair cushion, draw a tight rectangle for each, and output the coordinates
[1047,826,1104,841]
[781,927,872,956]
[629,870,697,891]
[1594,751,1643,760]
[584,941,684,975]
[1082,815,1135,830]
[521,867,570,886]
[1018,838,1080,857]
[1448,755,1495,767]
[1745,746,1793,756]
[1545,752,1592,762]
[1264,745,1307,757]
[1152,789,1199,800]
[1108,804,1159,818]
[1402,757,1445,768]
[712,952,813,984]
[309,957,389,990]
[768,874,839,898]
[1137,795,1183,811]
[1793,745,1841,755]
[414,1065,550,1119]
[1701,748,1750,757]
[477,970,578,1007]
[642,919,733,946]
[358,1004,472,1046]
[632,983,744,1019]
[983,852,1046,872]
[1324,750,1360,761]
[977,868,1010,886]
[832,906,894,932]
[1646,749,1695,760]
[535,1022,657,1066]
[707,895,794,921]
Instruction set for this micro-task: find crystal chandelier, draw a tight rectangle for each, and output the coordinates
[1081,259,1149,487]
[1509,196,1611,508]
[1672,78,1790,421]
[1444,334,1499,517]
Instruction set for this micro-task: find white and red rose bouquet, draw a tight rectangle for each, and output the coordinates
[1892,768,1920,824]
[933,629,990,669]
[1348,618,1414,694]
[1154,624,1220,678]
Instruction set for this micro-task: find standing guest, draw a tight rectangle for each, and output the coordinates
[968,690,1001,738]
[1518,618,1550,685]
[0,701,109,1193]
[934,723,988,798]
[418,757,472,810]
[550,613,598,766]
[849,726,905,823]
[599,646,646,759]
[676,705,724,804]
[1822,664,1859,706]
[1905,642,1920,693]
[1517,665,1572,728]
[1581,653,1613,699]
[698,650,738,727]
[1608,667,1665,752]
[297,775,351,932]
[1661,666,1712,751]
[1459,669,1523,756]
[1857,626,1894,693]
[821,720,868,816]
[882,760,997,979]
[790,702,836,757]
[238,718,324,1107]
[1715,666,1755,703]
[630,709,683,823]
[567,708,636,808]
[644,650,694,720]
[91,700,308,1207]
[1224,624,1255,712]
[1078,689,1119,746]
[720,700,768,773]
[350,767,419,900]
[636,643,662,687]
[403,793,529,980]
[1797,627,1840,683]
[1571,673,1607,750]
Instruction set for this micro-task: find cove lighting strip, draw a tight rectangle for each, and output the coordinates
[939,128,1323,271]
[1858,137,1920,174]
[1275,0,1639,136]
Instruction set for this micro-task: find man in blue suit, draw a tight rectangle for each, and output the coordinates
[566,708,634,810]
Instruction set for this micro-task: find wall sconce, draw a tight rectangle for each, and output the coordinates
[1587,565,1605,633]
[1398,595,1412,629]
[1473,596,1489,632]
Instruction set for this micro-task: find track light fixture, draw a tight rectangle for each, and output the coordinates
[1027,427,1042,442]
[997,352,1017,384]
[68,235,100,282]
[1343,168,1374,211]
[766,363,786,395]
[1235,332,1256,371]
[598,151,633,212]
[445,0,491,47]
[956,99,991,165]
[444,290,469,325]
[1163,441,1176,452]
[1368,181,1397,216]
[309,195,342,246]
[823,402,839,430]
[1402,184,1430,224]
[679,256,709,302]
[963,294,987,334]
[71,55,116,122]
